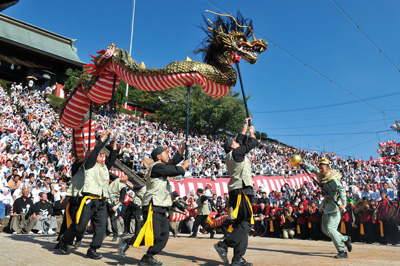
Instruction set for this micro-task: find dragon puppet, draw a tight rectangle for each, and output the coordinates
[60,11,268,159]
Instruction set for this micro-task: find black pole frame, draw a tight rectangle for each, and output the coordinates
[185,85,190,159]
[88,100,93,152]
[235,61,251,126]
[109,74,118,127]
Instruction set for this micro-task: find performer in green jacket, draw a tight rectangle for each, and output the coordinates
[301,158,352,258]
[214,118,257,266]
[118,142,189,266]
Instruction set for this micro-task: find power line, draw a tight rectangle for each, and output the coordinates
[336,136,380,152]
[331,0,400,72]
[202,0,396,120]
[263,118,385,130]
[253,91,400,114]
[269,129,391,137]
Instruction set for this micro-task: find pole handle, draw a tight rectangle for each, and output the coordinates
[235,62,251,126]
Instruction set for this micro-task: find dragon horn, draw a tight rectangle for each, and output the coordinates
[83,63,95,69]
[205,10,256,41]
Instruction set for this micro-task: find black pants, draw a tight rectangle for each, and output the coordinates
[309,222,320,240]
[126,210,169,257]
[192,215,213,235]
[221,218,235,237]
[106,203,119,235]
[361,222,374,244]
[381,219,398,244]
[221,194,252,260]
[57,197,83,243]
[123,203,142,235]
[63,199,107,249]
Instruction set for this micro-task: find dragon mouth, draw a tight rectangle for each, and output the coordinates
[235,41,267,64]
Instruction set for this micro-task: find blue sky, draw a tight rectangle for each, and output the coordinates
[3,0,400,160]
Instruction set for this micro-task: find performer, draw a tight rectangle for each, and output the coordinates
[118,143,189,266]
[189,188,215,238]
[169,190,188,238]
[55,154,86,249]
[214,118,257,266]
[60,128,117,259]
[123,185,146,236]
[378,190,398,245]
[106,172,133,242]
[301,158,352,258]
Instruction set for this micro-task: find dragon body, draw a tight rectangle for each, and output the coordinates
[61,12,267,158]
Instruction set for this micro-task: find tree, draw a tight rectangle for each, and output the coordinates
[124,84,248,136]
[63,68,83,95]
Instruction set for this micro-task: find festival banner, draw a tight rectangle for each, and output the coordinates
[169,174,313,197]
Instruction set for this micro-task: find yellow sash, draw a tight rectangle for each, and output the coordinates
[133,204,154,248]
[227,224,233,233]
[270,220,274,232]
[65,202,72,228]
[207,216,214,227]
[76,195,102,224]
[308,222,312,229]
[360,223,364,235]
[296,224,301,234]
[380,221,384,237]
[340,221,346,234]
[231,194,254,225]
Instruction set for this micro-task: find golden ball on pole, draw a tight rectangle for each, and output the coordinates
[290,154,302,167]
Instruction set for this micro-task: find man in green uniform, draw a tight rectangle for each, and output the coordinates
[189,188,215,238]
[106,173,134,242]
[60,128,117,259]
[301,158,352,258]
[214,118,257,266]
[118,142,189,266]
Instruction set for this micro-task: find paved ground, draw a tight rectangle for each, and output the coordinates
[0,233,398,266]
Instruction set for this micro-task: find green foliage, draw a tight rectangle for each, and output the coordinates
[64,68,84,95]
[46,94,65,108]
[255,131,268,140]
[116,105,134,115]
[0,79,12,92]
[126,85,249,136]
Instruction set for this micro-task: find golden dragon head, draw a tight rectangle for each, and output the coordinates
[197,11,267,65]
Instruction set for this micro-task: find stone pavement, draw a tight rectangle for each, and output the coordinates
[0,233,398,266]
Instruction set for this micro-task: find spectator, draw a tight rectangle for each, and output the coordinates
[10,188,37,234]
[33,192,57,234]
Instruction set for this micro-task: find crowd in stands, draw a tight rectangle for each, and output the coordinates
[0,82,398,244]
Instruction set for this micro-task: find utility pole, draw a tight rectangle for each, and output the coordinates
[125,0,136,109]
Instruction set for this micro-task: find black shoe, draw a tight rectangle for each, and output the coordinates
[54,242,60,250]
[214,242,228,264]
[118,238,129,258]
[210,230,215,239]
[231,257,253,266]
[139,255,162,266]
[73,240,82,248]
[344,236,352,252]
[59,235,68,254]
[334,251,348,259]
[112,234,118,242]
[188,234,197,238]
[86,248,103,260]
